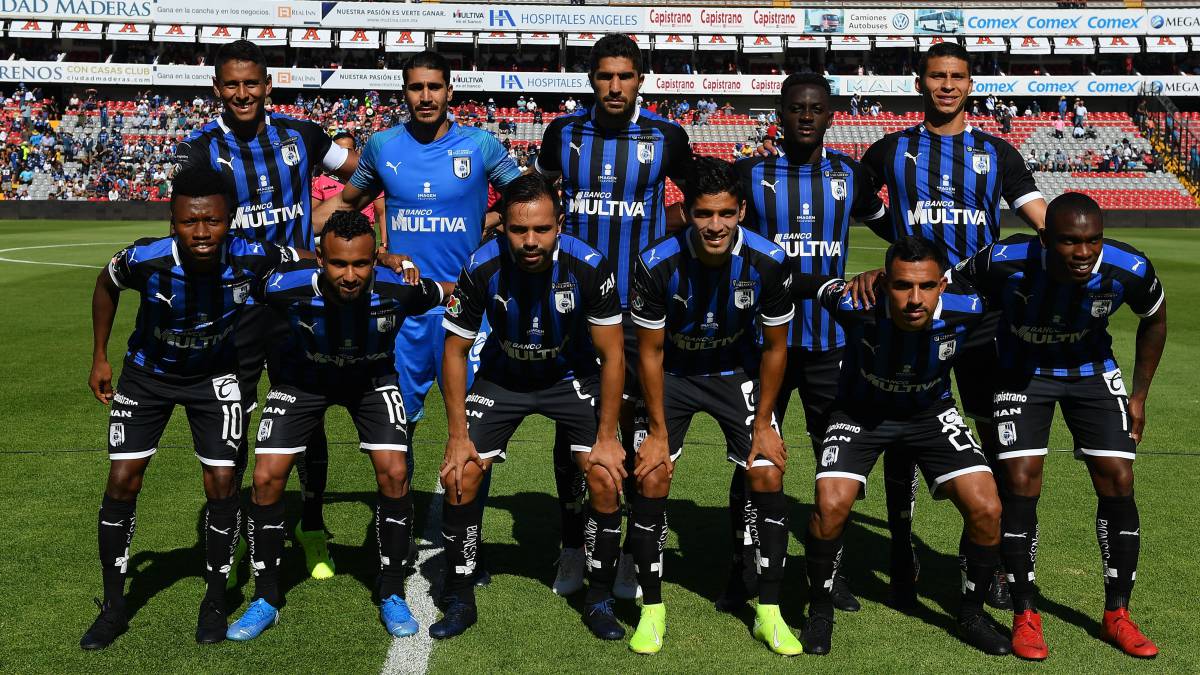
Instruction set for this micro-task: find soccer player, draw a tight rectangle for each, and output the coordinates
[174,39,362,583]
[536,33,693,598]
[731,71,889,612]
[628,157,799,656]
[80,166,295,649]
[797,236,1008,657]
[858,41,1048,608]
[953,193,1167,660]
[225,211,444,641]
[432,174,626,640]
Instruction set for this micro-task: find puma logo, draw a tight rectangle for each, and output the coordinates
[671,293,690,307]
[633,523,656,532]
[215,157,234,170]
[154,292,175,307]
[569,141,582,156]
[993,245,1009,260]
[1014,290,1032,304]
[969,296,980,311]
[261,523,284,530]
[904,151,921,164]
[101,520,125,528]
[760,179,778,194]
[209,525,231,535]
[296,320,317,334]
[384,517,408,526]
[1131,260,1144,272]
[1119,529,1140,536]
[861,338,879,356]
[763,517,785,527]
[584,252,598,262]
[1003,532,1028,539]
[385,160,402,175]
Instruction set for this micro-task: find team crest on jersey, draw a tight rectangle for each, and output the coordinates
[1090,299,1112,317]
[109,423,125,447]
[734,288,755,309]
[830,178,847,201]
[446,295,463,317]
[938,340,957,361]
[377,314,396,333]
[637,141,655,165]
[971,153,991,175]
[453,156,472,179]
[998,421,1017,447]
[280,140,301,167]
[821,446,838,467]
[555,289,576,313]
[257,419,273,442]
[232,282,250,305]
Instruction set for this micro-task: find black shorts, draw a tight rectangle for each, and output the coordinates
[993,369,1136,462]
[467,376,599,462]
[954,310,1000,422]
[778,346,842,445]
[816,404,992,499]
[636,371,778,469]
[234,303,289,407]
[254,375,410,456]
[107,365,244,467]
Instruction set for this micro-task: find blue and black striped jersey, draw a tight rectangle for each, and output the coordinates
[808,274,985,418]
[631,227,794,377]
[861,124,1042,265]
[737,148,885,350]
[107,236,290,378]
[442,234,622,390]
[175,112,347,250]
[259,259,443,389]
[536,106,692,309]
[953,234,1165,377]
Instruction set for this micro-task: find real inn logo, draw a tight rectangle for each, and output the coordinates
[277,7,292,18]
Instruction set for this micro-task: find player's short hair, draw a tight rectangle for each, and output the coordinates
[321,210,376,246]
[886,236,950,273]
[331,131,356,147]
[170,165,232,214]
[589,34,642,76]
[682,156,744,210]
[918,41,971,78]
[402,50,452,87]
[1046,191,1102,232]
[780,72,832,103]
[500,173,562,219]
[214,39,268,79]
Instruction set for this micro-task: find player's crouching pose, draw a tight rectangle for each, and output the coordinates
[82,167,297,649]
[629,157,800,656]
[954,193,1167,660]
[433,174,627,640]
[798,236,1010,657]
[225,211,444,641]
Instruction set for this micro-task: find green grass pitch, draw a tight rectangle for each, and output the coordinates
[0,220,1196,673]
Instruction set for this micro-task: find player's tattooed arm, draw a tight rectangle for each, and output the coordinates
[1130,300,1167,444]
[89,270,121,404]
[588,323,627,496]
[439,334,484,502]
[634,326,673,485]
[747,323,789,473]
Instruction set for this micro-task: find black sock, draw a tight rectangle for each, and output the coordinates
[97,494,137,613]
[883,452,918,578]
[804,529,843,617]
[1000,492,1040,613]
[727,467,749,583]
[441,500,481,605]
[584,507,622,604]
[203,494,240,604]
[1097,494,1140,610]
[959,537,1000,618]
[248,500,286,608]
[377,492,413,599]
[750,490,788,605]
[296,431,329,532]
[629,495,667,605]
[553,427,586,550]
[473,470,491,574]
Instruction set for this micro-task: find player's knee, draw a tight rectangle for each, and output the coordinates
[966,495,1003,531]
[746,464,783,492]
[637,465,671,498]
[251,465,288,504]
[202,467,237,500]
[585,464,616,497]
[1093,462,1134,497]
[375,459,410,497]
[105,460,147,500]
[812,484,852,536]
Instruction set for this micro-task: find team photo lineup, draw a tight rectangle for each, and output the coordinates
[11,17,1181,667]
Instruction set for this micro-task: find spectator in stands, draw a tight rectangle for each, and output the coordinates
[1054,149,1068,172]
[1058,96,1069,119]
[564,96,577,113]
[1074,98,1088,128]
[850,93,861,116]
[721,101,734,116]
[1026,150,1041,172]
[1031,99,1041,116]
[971,99,981,117]
[985,94,997,117]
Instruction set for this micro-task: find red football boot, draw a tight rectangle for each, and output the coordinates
[1102,607,1159,658]
[1011,610,1048,661]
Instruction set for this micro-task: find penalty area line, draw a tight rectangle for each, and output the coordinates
[0,241,127,269]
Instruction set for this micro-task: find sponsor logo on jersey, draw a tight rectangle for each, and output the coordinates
[257,419,273,441]
[110,409,132,418]
[568,191,646,218]
[233,202,305,231]
[998,421,1017,446]
[907,201,988,227]
[528,316,544,337]
[212,375,240,401]
[446,294,463,317]
[1104,368,1127,396]
[113,392,139,406]
[109,423,125,447]
[774,233,842,258]
[267,390,297,403]
[453,156,472,179]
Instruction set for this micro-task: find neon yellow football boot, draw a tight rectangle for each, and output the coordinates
[294,523,335,580]
[752,604,804,656]
[629,603,666,654]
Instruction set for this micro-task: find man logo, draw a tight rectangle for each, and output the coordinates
[821,446,838,467]
[998,421,1017,447]
[212,374,240,402]
[109,423,125,447]
[280,141,300,167]
[637,141,655,165]
[1091,299,1112,317]
[830,178,847,201]
[453,156,472,179]
[938,340,957,361]
[555,289,575,313]
[257,419,273,442]
[972,153,991,175]
[734,288,755,309]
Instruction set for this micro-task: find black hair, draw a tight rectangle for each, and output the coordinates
[682,156,744,210]
[1045,191,1103,232]
[500,172,562,218]
[214,39,268,79]
[170,165,232,213]
[321,210,376,245]
[885,235,949,273]
[331,131,356,146]
[917,41,971,78]
[402,50,452,86]
[779,72,832,103]
[588,34,642,76]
